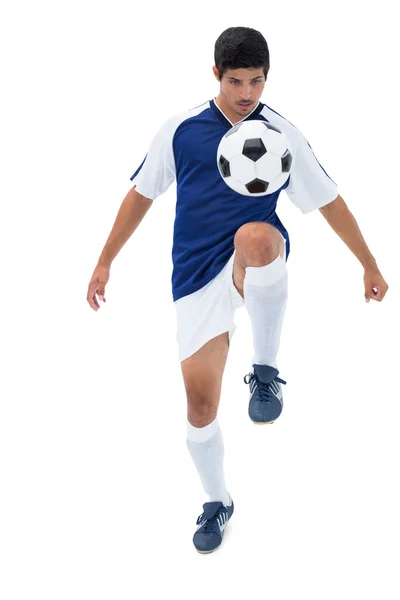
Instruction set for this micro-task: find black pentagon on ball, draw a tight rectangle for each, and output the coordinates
[243,138,267,162]
[281,148,292,172]
[261,121,282,134]
[246,178,269,194]
[225,122,243,138]
[219,155,231,177]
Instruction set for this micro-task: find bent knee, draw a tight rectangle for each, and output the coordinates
[234,222,277,250]
[234,222,284,262]
[187,393,218,427]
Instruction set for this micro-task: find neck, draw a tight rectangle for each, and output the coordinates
[214,94,258,125]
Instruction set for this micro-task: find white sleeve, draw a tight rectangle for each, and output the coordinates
[129,117,176,200]
[285,132,338,213]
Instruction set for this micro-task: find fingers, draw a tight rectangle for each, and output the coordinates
[97,283,106,303]
[372,287,380,300]
[374,287,386,301]
[365,286,375,303]
[87,284,100,310]
[87,280,106,311]
[365,285,388,303]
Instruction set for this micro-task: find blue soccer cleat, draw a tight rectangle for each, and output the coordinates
[193,498,234,553]
[244,364,287,424]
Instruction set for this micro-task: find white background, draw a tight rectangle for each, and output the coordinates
[1,0,399,598]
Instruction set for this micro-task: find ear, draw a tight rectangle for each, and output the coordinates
[212,65,220,82]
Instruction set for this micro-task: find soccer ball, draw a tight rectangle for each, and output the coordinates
[217,120,293,196]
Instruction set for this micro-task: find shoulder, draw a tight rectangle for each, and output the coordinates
[169,101,211,127]
[259,103,304,149]
[157,101,211,140]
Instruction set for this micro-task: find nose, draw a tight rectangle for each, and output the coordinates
[240,86,251,101]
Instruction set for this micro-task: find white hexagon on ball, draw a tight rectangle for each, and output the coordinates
[230,154,256,185]
[255,153,281,184]
[219,130,246,161]
[260,129,287,157]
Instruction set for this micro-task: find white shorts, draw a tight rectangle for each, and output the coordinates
[174,233,287,362]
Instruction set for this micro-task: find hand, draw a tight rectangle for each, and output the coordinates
[87,264,110,311]
[363,266,388,303]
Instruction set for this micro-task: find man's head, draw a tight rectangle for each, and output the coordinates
[213,27,269,120]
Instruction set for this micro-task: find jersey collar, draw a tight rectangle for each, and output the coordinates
[210,98,263,128]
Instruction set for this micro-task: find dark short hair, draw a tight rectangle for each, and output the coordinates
[214,27,270,80]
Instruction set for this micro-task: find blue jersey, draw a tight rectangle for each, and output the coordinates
[129,99,338,302]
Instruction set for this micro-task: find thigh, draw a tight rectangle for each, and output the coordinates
[175,261,236,363]
[181,332,229,424]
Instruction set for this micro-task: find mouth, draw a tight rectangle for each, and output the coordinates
[239,102,252,107]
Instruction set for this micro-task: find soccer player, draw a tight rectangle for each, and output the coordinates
[87,27,389,553]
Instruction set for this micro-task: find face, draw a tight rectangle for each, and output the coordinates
[213,66,267,122]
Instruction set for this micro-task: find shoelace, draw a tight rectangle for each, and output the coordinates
[196,510,225,534]
[243,372,287,402]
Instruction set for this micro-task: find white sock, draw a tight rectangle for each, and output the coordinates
[244,252,288,369]
[186,417,232,507]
